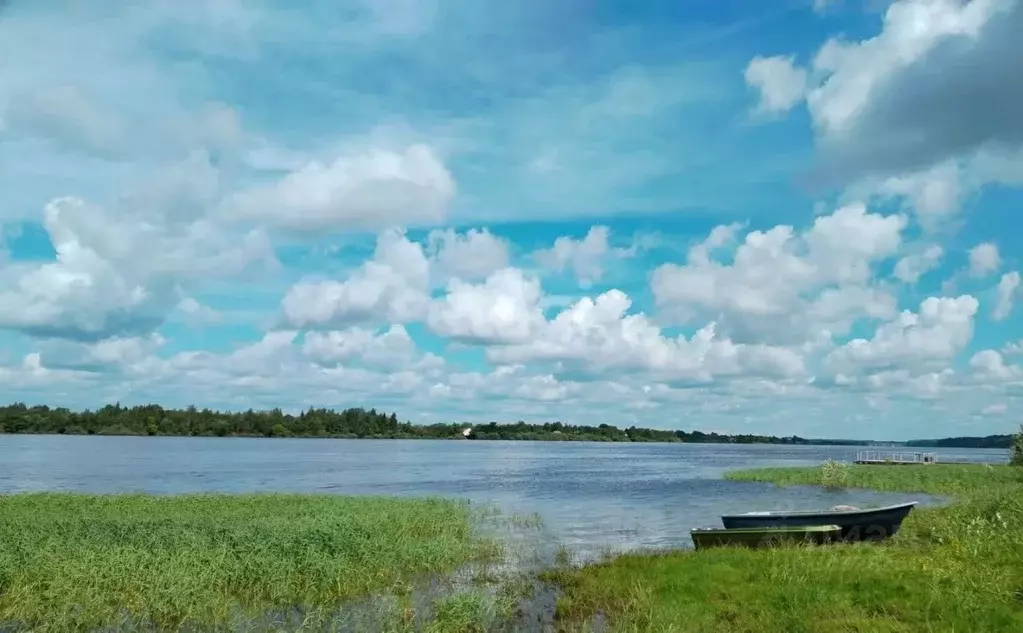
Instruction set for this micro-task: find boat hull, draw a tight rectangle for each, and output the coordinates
[691,525,841,550]
[720,501,917,541]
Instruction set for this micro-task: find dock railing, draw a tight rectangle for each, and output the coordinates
[855,450,937,465]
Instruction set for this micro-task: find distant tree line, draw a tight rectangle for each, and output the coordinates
[462,420,861,444]
[908,434,1014,449]
[0,403,433,439]
[0,403,837,443]
[0,402,1011,447]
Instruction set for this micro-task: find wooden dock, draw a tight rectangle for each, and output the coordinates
[855,450,937,465]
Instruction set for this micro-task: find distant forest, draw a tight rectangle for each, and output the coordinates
[906,435,1014,449]
[0,403,1012,447]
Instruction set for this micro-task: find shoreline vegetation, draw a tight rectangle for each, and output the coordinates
[549,461,1023,632]
[0,493,516,632]
[0,402,1015,448]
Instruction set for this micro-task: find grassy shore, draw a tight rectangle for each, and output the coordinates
[0,493,508,631]
[548,462,1023,632]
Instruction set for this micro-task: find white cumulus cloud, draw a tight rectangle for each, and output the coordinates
[744,55,808,114]
[894,244,943,283]
[993,271,1020,321]
[533,226,636,288]
[427,228,510,282]
[227,144,456,232]
[746,0,1023,228]
[828,295,979,376]
[969,242,1001,277]
[651,203,905,343]
[282,228,431,328]
[487,289,807,382]
[0,192,272,341]
[427,268,545,345]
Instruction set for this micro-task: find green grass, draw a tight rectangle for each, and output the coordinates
[0,493,504,631]
[549,463,1023,632]
[725,461,1017,496]
[818,458,851,489]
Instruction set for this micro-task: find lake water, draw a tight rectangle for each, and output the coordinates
[0,436,1008,560]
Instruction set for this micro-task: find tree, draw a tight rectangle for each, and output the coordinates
[1011,425,1023,467]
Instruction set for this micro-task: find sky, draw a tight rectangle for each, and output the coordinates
[0,0,1022,440]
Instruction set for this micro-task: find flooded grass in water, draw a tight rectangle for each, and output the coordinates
[0,493,577,632]
[549,464,1023,632]
[0,493,510,632]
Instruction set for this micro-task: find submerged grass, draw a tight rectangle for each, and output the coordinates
[0,493,504,631]
[550,463,1023,632]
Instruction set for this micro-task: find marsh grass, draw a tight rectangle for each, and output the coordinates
[550,464,1023,632]
[1011,425,1023,466]
[818,458,850,489]
[725,461,1018,496]
[0,493,505,632]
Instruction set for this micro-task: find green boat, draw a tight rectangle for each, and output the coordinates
[690,524,841,550]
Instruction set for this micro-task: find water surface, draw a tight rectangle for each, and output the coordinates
[0,436,1006,559]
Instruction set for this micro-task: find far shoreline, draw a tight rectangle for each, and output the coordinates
[1,402,1014,449]
[0,429,1014,453]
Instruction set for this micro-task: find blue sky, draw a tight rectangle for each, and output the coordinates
[1,0,1022,439]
